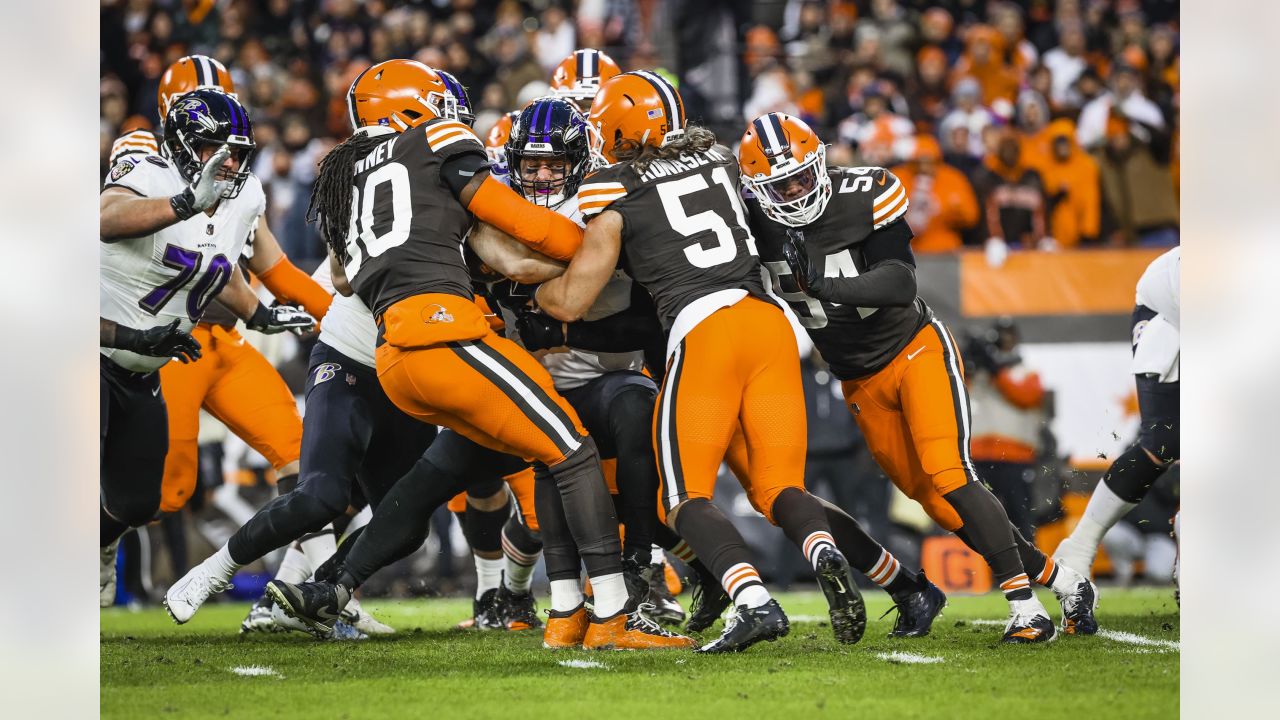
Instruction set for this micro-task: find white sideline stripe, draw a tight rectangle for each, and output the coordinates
[876,651,945,665]
[969,619,1005,627]
[231,665,284,678]
[1097,629,1180,650]
[788,615,828,623]
[458,344,580,452]
[558,660,608,669]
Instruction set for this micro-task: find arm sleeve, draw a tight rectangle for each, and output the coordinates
[256,255,334,320]
[440,151,491,197]
[814,219,918,307]
[465,174,585,262]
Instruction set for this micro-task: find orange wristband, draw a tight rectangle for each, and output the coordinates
[257,256,333,321]
[467,175,583,262]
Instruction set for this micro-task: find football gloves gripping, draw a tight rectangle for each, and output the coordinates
[247,304,316,335]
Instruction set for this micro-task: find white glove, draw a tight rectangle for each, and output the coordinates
[170,144,232,220]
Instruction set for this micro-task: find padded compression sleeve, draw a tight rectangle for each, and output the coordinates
[466,175,584,262]
[257,255,333,320]
[814,220,918,307]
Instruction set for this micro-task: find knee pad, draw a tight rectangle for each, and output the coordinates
[916,437,966,486]
[1139,419,1179,464]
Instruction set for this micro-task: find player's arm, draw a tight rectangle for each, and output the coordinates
[214,266,316,334]
[327,248,353,297]
[445,156,584,262]
[534,210,623,322]
[469,222,568,284]
[783,219,917,307]
[100,145,231,242]
[245,216,333,319]
[100,318,202,363]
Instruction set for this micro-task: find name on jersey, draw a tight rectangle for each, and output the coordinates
[352,136,399,175]
[637,147,730,183]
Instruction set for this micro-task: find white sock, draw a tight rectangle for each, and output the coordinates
[298,527,338,576]
[866,548,903,589]
[590,572,629,618]
[504,557,537,593]
[273,543,310,584]
[650,544,665,565]
[800,531,837,570]
[550,577,583,613]
[343,506,373,541]
[1072,481,1138,549]
[736,585,772,609]
[475,556,504,599]
[722,562,771,609]
[208,543,242,583]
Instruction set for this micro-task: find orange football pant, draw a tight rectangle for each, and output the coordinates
[158,324,302,513]
[446,466,539,531]
[654,297,807,525]
[839,319,978,532]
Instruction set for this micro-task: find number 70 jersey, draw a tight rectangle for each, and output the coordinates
[100,154,264,372]
[577,143,769,331]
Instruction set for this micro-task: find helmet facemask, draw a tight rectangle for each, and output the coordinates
[743,144,831,227]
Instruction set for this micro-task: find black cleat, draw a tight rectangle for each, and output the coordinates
[886,574,948,638]
[814,547,867,645]
[643,563,686,626]
[1002,607,1057,644]
[695,599,790,653]
[239,592,282,635]
[621,548,651,614]
[469,588,505,630]
[265,580,351,639]
[1058,575,1099,636]
[497,584,543,631]
[684,565,731,633]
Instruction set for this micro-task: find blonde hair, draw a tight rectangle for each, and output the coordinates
[612,125,717,173]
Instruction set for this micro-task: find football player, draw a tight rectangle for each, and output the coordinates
[1054,247,1179,612]
[535,73,866,653]
[550,49,622,114]
[737,112,1097,642]
[263,59,691,650]
[100,89,315,606]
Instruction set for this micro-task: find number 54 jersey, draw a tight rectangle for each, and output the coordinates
[745,166,929,381]
[100,154,264,372]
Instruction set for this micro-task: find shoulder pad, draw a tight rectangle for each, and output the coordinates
[423,119,483,154]
[869,168,908,230]
[578,167,630,219]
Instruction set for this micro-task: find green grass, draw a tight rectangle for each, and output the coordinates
[102,587,1178,719]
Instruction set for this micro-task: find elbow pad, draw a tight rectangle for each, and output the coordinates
[467,176,583,262]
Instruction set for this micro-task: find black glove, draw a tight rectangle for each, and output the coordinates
[170,144,231,221]
[782,229,827,298]
[116,319,203,363]
[247,304,316,335]
[515,310,565,351]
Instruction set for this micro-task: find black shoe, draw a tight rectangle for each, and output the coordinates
[1002,605,1057,644]
[621,548,651,614]
[685,565,731,633]
[887,574,948,638]
[1058,575,1099,636]
[643,563,686,626]
[814,547,866,645]
[695,599,790,653]
[239,592,280,635]
[472,588,505,630]
[497,584,542,631]
[265,580,351,639]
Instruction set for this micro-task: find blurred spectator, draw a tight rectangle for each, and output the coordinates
[857,0,916,78]
[951,25,1019,107]
[1042,19,1089,108]
[966,318,1047,539]
[1038,119,1101,248]
[976,130,1049,250]
[991,1,1039,72]
[917,6,962,66]
[939,77,994,158]
[1015,89,1052,170]
[838,80,912,161]
[906,46,951,129]
[534,5,576,73]
[1096,110,1179,247]
[1076,63,1165,151]
[893,136,980,254]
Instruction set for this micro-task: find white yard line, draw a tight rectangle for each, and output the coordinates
[787,615,828,623]
[558,660,608,669]
[876,651,945,665]
[1097,629,1180,650]
[230,666,284,678]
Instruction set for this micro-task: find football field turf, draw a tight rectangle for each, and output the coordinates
[101,587,1178,719]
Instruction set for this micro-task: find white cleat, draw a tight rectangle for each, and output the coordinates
[1052,535,1097,581]
[342,596,395,635]
[1001,597,1057,644]
[100,539,121,608]
[270,603,313,634]
[163,561,233,624]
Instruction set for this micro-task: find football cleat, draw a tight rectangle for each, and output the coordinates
[582,606,696,650]
[341,595,395,635]
[497,584,542,631]
[696,599,790,654]
[460,588,505,630]
[814,547,867,645]
[1001,599,1057,644]
[643,563,686,625]
[886,574,948,638]
[265,580,351,639]
[240,593,285,634]
[1054,564,1099,636]
[621,548,651,613]
[331,620,369,641]
[164,561,234,624]
[269,602,312,634]
[543,604,589,649]
[100,540,121,609]
[684,565,731,633]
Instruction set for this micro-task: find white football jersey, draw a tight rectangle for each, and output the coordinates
[1132,247,1180,382]
[311,262,378,369]
[494,176,645,390]
[100,154,265,372]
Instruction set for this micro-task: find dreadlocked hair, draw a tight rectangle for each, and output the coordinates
[307,131,391,264]
[612,125,717,174]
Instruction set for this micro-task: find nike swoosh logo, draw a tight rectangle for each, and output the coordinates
[1011,627,1042,640]
[906,346,926,360]
[152,387,161,396]
[876,172,888,186]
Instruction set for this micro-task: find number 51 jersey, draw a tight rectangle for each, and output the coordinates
[578,143,769,334]
[100,154,264,373]
[745,166,929,380]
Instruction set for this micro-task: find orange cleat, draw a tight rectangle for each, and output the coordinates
[543,605,589,649]
[582,611,696,650]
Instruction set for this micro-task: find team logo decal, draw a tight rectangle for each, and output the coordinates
[646,108,663,120]
[109,159,136,181]
[206,224,215,236]
[173,96,221,133]
[424,304,454,324]
[313,362,342,385]
[146,156,169,168]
